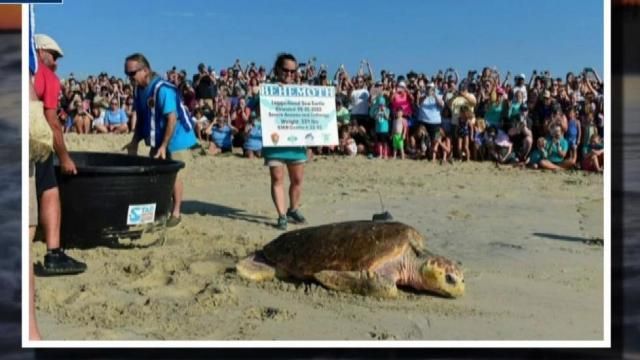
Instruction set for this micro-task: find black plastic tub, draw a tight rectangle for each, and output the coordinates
[54,151,184,248]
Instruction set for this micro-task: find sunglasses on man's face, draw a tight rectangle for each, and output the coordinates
[125,68,143,78]
[45,50,60,61]
[281,68,297,75]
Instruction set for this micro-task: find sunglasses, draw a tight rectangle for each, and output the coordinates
[281,68,297,74]
[43,50,60,61]
[125,68,143,77]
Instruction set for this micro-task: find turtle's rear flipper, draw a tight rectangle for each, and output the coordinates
[236,252,276,282]
[314,270,398,299]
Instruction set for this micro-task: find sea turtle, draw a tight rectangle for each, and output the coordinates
[236,221,464,298]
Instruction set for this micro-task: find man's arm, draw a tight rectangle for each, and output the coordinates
[43,107,76,174]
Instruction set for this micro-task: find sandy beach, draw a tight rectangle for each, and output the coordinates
[32,133,605,341]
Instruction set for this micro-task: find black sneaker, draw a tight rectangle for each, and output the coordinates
[42,250,87,276]
[286,208,307,224]
[276,215,288,231]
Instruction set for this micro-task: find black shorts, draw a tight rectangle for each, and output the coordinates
[352,114,372,132]
[424,123,441,142]
[35,153,57,197]
[376,132,390,143]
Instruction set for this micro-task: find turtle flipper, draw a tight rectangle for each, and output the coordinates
[236,251,276,281]
[314,270,398,298]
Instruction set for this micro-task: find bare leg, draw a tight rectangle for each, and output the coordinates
[114,124,129,134]
[195,124,203,141]
[287,163,304,211]
[39,188,61,250]
[94,125,108,134]
[538,159,563,170]
[269,166,287,216]
[171,178,183,218]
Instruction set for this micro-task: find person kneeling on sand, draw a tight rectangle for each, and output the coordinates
[243,110,263,159]
[538,125,576,170]
[520,137,548,169]
[581,134,604,173]
[206,115,237,155]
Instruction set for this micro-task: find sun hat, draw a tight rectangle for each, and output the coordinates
[34,34,64,57]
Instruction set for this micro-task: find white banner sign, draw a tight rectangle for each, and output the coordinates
[259,84,338,147]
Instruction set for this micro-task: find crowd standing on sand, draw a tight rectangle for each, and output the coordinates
[56,58,605,172]
[29,25,603,340]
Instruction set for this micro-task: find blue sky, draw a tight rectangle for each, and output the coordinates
[35,0,604,81]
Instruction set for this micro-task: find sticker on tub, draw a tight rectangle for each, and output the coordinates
[127,203,156,225]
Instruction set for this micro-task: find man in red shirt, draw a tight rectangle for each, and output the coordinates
[33,34,86,275]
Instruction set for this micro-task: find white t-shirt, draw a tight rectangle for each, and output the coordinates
[513,85,528,103]
[350,88,370,116]
[92,109,105,128]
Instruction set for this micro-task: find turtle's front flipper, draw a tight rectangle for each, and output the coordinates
[314,270,398,298]
[236,251,276,281]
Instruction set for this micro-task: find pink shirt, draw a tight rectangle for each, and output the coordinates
[391,91,413,117]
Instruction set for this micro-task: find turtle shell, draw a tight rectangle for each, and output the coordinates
[262,221,426,279]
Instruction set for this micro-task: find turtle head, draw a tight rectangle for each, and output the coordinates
[419,256,465,298]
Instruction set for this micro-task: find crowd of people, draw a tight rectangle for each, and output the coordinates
[30,26,604,340]
[56,58,605,172]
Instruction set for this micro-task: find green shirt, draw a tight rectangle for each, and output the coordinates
[336,107,350,125]
[545,137,568,164]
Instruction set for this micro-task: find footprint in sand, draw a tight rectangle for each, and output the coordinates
[244,306,296,322]
[576,199,604,245]
[447,209,471,221]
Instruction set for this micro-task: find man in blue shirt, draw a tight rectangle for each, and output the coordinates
[123,53,197,227]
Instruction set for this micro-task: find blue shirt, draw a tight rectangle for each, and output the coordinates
[373,107,390,134]
[244,121,263,151]
[211,124,233,149]
[529,148,545,165]
[566,118,579,145]
[417,96,442,125]
[134,76,197,153]
[104,108,128,126]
